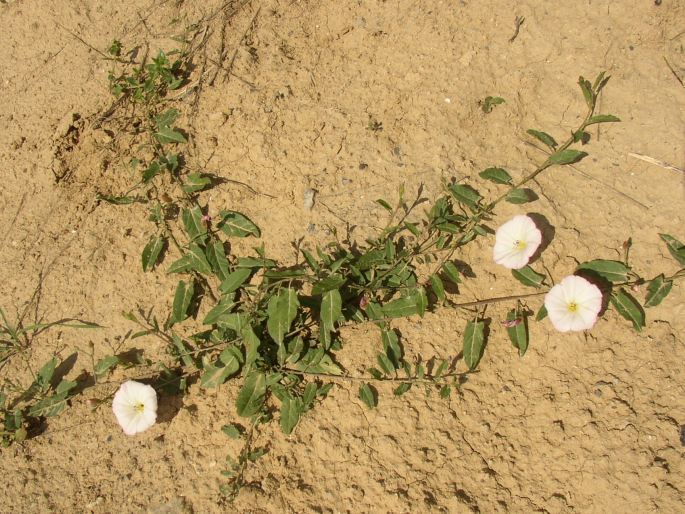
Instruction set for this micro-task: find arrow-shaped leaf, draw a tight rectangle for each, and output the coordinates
[171,279,194,325]
[526,129,557,148]
[280,395,303,435]
[610,288,645,331]
[142,235,165,272]
[236,372,266,417]
[644,274,673,308]
[659,233,685,266]
[267,288,299,344]
[577,259,630,283]
[547,149,588,166]
[463,320,486,370]
[218,210,261,238]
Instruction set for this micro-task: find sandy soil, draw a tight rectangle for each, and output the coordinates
[1,0,684,512]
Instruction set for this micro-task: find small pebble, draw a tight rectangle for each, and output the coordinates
[303,188,316,210]
[307,223,316,233]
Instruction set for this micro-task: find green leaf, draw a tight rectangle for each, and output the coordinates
[439,385,451,399]
[220,346,243,368]
[200,357,239,388]
[505,188,538,204]
[358,383,377,409]
[167,254,193,274]
[547,149,588,166]
[412,287,428,317]
[142,161,163,183]
[182,173,212,194]
[441,262,461,284]
[659,234,685,266]
[377,352,395,375]
[288,350,343,375]
[577,259,630,283]
[107,39,122,57]
[170,280,194,326]
[382,329,402,366]
[644,274,673,308]
[593,71,607,91]
[96,193,143,205]
[236,372,266,417]
[511,266,546,288]
[572,130,591,144]
[280,395,302,435]
[463,320,486,370]
[448,184,482,210]
[28,390,72,417]
[235,257,276,268]
[320,289,342,332]
[221,424,242,439]
[357,249,387,271]
[382,296,419,318]
[219,268,252,294]
[405,222,420,236]
[578,76,593,108]
[205,241,230,281]
[610,288,645,331]
[301,249,319,272]
[155,108,179,128]
[505,310,528,357]
[155,126,187,144]
[311,274,346,296]
[434,359,448,378]
[479,167,513,185]
[185,244,213,275]
[55,379,77,395]
[376,199,393,212]
[429,274,445,302]
[241,326,262,369]
[393,382,411,396]
[218,211,261,238]
[171,334,196,368]
[203,296,235,325]
[586,114,620,125]
[142,235,165,272]
[181,207,207,244]
[37,358,57,389]
[267,288,299,344]
[535,304,548,321]
[526,129,558,148]
[301,383,318,408]
[94,355,119,378]
[481,96,505,113]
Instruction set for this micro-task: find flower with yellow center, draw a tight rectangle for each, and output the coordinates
[493,215,542,269]
[112,380,158,436]
[544,275,603,332]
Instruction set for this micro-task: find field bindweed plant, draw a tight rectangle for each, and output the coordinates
[18,41,685,499]
[0,308,99,446]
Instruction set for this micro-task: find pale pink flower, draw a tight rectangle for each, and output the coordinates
[112,380,158,435]
[544,275,603,332]
[493,215,542,269]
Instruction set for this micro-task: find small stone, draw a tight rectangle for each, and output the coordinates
[303,188,316,210]
[307,223,316,233]
[341,178,352,185]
